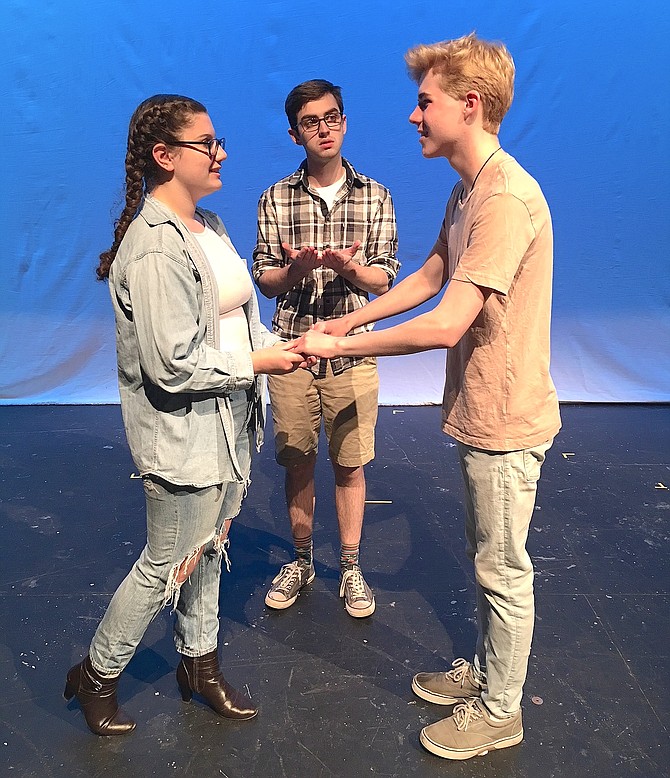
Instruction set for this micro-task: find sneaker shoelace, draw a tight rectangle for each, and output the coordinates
[340,568,369,602]
[272,562,302,596]
[445,657,472,687]
[453,698,484,732]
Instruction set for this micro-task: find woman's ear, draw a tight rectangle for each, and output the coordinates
[152,142,176,172]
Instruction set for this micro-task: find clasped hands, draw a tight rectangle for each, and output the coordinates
[265,319,347,372]
[267,318,350,374]
[266,319,348,374]
[287,317,353,362]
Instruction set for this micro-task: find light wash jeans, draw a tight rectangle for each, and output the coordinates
[89,391,252,677]
[457,439,553,719]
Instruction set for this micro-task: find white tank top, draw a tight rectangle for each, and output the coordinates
[191,223,253,352]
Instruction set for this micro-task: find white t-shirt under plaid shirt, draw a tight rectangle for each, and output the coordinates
[252,158,400,376]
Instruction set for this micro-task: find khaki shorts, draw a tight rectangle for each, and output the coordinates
[268,358,379,468]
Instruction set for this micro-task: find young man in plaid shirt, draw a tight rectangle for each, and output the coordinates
[252,79,399,618]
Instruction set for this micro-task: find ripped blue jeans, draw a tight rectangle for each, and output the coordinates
[89,391,251,677]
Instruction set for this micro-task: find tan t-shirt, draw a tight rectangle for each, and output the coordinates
[437,151,561,451]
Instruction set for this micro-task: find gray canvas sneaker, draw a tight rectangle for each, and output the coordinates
[420,698,523,760]
[412,658,484,704]
[265,561,315,610]
[339,566,375,618]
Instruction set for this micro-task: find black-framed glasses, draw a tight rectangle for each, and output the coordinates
[297,111,343,133]
[169,137,226,158]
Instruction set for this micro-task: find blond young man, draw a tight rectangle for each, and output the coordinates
[253,80,399,618]
[296,35,561,760]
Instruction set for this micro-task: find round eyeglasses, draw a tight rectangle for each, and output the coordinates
[169,137,226,158]
[297,111,343,133]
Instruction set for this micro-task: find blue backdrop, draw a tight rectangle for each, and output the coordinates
[1,0,668,404]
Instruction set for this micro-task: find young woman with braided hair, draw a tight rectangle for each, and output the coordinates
[65,94,310,735]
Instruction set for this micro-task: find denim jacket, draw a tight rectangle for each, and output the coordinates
[109,195,277,487]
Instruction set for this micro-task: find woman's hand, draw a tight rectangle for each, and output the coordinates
[251,341,316,375]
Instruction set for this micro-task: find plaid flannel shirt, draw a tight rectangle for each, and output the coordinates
[252,158,400,376]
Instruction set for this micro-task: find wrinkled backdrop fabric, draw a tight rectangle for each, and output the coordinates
[1,0,668,404]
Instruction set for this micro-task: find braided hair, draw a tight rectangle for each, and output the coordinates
[96,94,207,280]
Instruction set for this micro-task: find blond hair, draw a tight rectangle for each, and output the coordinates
[405,33,515,133]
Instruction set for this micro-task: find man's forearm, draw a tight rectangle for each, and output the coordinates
[337,263,391,296]
[334,309,463,356]
[344,270,443,330]
[255,263,311,298]
[310,276,486,355]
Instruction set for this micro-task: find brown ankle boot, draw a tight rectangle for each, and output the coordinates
[176,650,257,720]
[64,656,136,735]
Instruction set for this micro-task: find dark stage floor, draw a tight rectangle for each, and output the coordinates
[0,404,668,777]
